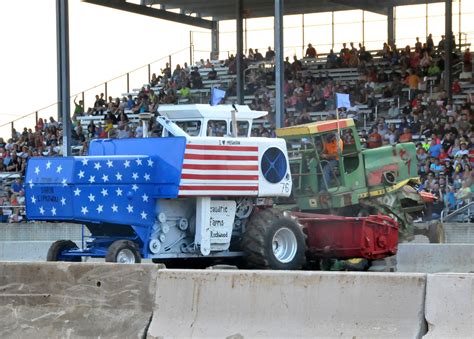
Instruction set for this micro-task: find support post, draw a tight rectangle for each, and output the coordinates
[459,0,462,48]
[148,63,151,83]
[104,82,108,100]
[244,18,248,54]
[189,31,193,65]
[126,73,130,93]
[35,111,39,125]
[445,0,453,101]
[331,11,335,49]
[425,0,429,41]
[56,0,71,156]
[362,10,365,46]
[275,0,284,128]
[302,14,305,57]
[211,21,219,60]
[236,0,244,105]
[168,55,172,73]
[387,5,395,46]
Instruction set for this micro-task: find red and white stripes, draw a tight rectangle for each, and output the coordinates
[179,144,259,196]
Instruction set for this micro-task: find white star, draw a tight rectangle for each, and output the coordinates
[126,204,134,213]
[88,175,95,184]
[147,159,154,167]
[31,196,36,204]
[102,174,109,182]
[124,160,130,168]
[140,211,147,220]
[60,197,66,206]
[88,193,95,202]
[94,162,102,170]
[142,193,149,202]
[116,188,123,196]
[96,204,104,213]
[56,165,62,173]
[74,188,81,196]
[106,160,114,168]
[28,179,34,189]
[111,204,118,213]
[115,172,123,181]
[81,158,89,166]
[46,161,51,169]
[39,206,45,215]
[51,207,57,216]
[101,188,108,197]
[132,184,138,191]
[62,178,67,187]
[34,166,40,175]
[81,206,88,215]
[144,173,151,181]
[132,172,139,180]
[136,158,143,166]
[78,170,85,179]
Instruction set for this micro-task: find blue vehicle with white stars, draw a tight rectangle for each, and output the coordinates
[25,105,307,270]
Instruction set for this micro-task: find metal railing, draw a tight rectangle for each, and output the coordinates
[441,201,473,223]
[0,47,193,137]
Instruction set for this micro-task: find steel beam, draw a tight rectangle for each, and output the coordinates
[57,0,72,156]
[236,0,244,105]
[82,0,214,29]
[387,5,396,46]
[445,0,453,100]
[275,0,284,128]
[211,21,219,60]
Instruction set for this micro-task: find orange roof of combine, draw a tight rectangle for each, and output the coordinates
[276,119,355,137]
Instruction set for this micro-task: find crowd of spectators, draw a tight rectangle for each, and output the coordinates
[1,35,472,223]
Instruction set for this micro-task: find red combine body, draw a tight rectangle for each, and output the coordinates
[294,212,399,260]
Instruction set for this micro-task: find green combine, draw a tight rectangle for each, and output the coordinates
[276,118,444,242]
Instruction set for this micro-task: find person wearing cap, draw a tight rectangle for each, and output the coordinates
[454,141,469,158]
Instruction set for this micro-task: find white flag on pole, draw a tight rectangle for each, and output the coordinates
[336,93,351,109]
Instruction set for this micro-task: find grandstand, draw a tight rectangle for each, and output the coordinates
[1,0,472,223]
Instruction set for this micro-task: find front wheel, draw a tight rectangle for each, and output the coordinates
[105,240,141,264]
[47,240,81,262]
[242,208,306,270]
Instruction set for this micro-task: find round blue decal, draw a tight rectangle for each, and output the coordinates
[261,147,287,183]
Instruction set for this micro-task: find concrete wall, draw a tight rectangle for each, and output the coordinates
[148,270,428,338]
[0,263,473,338]
[0,262,159,338]
[444,222,474,243]
[0,223,84,261]
[397,243,474,273]
[424,274,474,338]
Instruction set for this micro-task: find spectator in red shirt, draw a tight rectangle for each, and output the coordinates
[452,79,461,95]
[367,127,382,148]
[399,127,413,143]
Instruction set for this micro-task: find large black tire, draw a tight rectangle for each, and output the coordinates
[47,240,81,262]
[105,240,141,264]
[242,208,306,270]
[428,221,446,243]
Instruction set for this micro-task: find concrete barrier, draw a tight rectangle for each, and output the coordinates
[0,262,159,338]
[0,223,84,261]
[148,270,427,338]
[397,244,474,273]
[424,273,474,338]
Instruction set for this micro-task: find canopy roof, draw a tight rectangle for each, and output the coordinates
[84,0,444,27]
[276,119,355,137]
